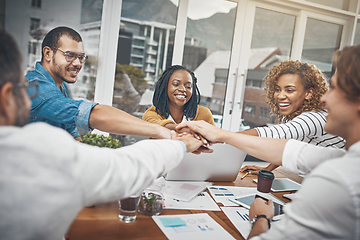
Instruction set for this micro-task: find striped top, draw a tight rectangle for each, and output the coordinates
[255,110,345,149]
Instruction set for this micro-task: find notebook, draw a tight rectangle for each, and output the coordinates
[165,143,247,182]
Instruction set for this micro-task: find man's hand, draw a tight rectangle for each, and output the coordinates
[241,163,279,175]
[247,198,275,239]
[249,198,275,221]
[176,120,226,144]
[155,125,172,139]
[177,126,210,149]
[170,131,203,153]
[240,165,265,175]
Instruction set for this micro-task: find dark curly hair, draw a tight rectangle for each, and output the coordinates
[264,60,328,123]
[333,46,360,101]
[152,65,201,120]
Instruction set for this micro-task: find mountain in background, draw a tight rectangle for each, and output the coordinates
[81,0,235,53]
[80,0,336,63]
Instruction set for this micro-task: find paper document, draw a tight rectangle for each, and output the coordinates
[164,192,220,211]
[152,213,235,240]
[221,207,252,238]
[162,181,212,202]
[207,186,257,206]
[221,206,284,238]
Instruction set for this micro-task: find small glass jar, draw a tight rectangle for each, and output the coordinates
[138,185,163,216]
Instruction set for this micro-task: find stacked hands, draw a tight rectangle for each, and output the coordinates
[168,120,268,175]
[169,120,274,226]
[170,120,226,154]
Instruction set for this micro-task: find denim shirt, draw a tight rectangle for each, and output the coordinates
[25,62,98,138]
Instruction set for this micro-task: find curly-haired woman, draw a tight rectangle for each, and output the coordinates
[240,60,345,174]
[142,65,215,133]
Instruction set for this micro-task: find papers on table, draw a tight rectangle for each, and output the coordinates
[221,207,252,238]
[152,177,212,202]
[152,213,236,240]
[162,181,213,202]
[164,192,220,211]
[207,186,257,206]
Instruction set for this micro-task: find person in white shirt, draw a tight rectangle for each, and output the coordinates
[177,45,360,239]
[240,60,345,175]
[0,29,204,239]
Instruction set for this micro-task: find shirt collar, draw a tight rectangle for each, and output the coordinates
[167,114,188,124]
[35,62,66,89]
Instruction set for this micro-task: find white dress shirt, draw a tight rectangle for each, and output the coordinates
[251,140,360,240]
[0,123,185,240]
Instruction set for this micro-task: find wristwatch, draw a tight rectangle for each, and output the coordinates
[250,215,271,229]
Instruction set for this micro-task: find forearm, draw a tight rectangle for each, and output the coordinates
[265,163,279,171]
[89,105,169,139]
[75,139,185,205]
[219,132,287,166]
[238,128,259,136]
[247,218,269,239]
[164,122,177,131]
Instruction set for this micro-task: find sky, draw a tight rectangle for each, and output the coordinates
[169,0,237,20]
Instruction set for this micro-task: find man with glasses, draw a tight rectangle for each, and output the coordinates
[0,29,203,239]
[25,26,172,141]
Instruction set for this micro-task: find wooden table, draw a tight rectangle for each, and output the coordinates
[67,167,302,240]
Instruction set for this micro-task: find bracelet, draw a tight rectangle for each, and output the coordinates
[250,215,271,229]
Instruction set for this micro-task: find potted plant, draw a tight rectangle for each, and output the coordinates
[81,133,121,149]
[138,186,163,216]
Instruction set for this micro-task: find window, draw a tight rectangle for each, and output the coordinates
[354,20,360,45]
[245,105,256,116]
[260,107,270,120]
[304,0,349,11]
[31,0,41,8]
[302,18,342,77]
[30,18,40,31]
[242,7,295,128]
[28,41,36,54]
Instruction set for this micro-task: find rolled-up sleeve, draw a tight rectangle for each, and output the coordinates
[76,101,98,131]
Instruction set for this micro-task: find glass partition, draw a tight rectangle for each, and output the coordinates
[244,7,296,128]
[182,0,238,128]
[354,20,360,45]
[111,0,178,145]
[301,18,342,78]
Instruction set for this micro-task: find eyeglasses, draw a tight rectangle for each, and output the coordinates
[17,81,39,100]
[56,48,88,64]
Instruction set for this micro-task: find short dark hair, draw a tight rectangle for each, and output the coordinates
[0,28,22,90]
[41,26,82,62]
[152,65,201,120]
[333,45,360,101]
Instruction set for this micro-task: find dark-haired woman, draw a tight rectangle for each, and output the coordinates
[142,65,215,131]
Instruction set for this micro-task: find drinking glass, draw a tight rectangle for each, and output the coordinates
[118,195,140,223]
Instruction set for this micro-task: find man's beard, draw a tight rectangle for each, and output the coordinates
[14,95,30,127]
[53,56,80,84]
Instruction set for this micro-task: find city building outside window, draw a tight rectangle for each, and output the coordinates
[31,0,42,8]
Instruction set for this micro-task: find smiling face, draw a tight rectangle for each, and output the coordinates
[321,73,357,147]
[167,69,193,110]
[47,35,84,87]
[274,74,312,116]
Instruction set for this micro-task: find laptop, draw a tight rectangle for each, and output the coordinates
[165,143,247,182]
